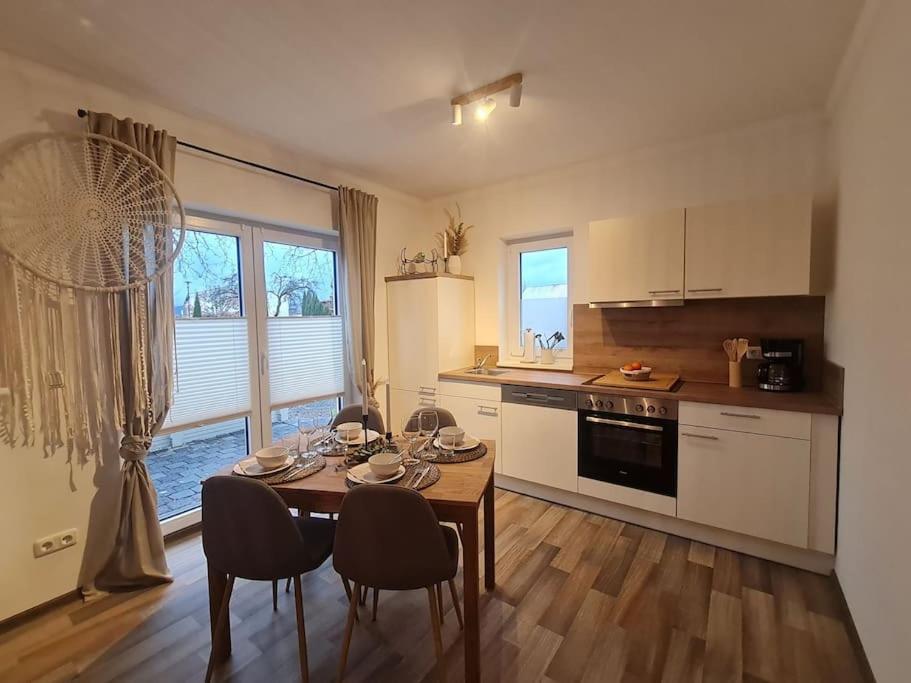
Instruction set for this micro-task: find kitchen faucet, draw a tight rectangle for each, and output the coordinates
[474,354,491,371]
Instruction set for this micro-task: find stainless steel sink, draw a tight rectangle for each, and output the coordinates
[463,368,510,376]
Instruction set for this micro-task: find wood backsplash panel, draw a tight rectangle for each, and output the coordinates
[573,297,826,387]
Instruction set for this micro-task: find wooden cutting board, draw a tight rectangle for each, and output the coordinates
[591,370,680,392]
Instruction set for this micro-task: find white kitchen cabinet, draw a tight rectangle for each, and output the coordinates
[439,393,503,474]
[677,425,810,548]
[386,275,475,395]
[588,208,685,305]
[684,194,813,299]
[390,388,439,433]
[501,398,577,492]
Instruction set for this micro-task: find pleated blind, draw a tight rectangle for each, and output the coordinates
[163,318,251,430]
[267,316,344,407]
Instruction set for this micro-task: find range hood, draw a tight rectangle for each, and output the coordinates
[589,298,684,309]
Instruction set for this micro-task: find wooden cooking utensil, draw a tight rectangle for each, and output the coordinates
[722,338,737,362]
[736,338,749,362]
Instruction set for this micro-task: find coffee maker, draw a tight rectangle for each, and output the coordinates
[757,339,804,392]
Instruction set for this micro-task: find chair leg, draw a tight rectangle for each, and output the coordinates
[436,583,445,624]
[272,579,278,611]
[426,585,445,682]
[286,576,292,594]
[372,587,379,622]
[337,581,360,682]
[292,575,310,683]
[341,576,359,623]
[447,579,464,630]
[360,584,368,605]
[205,574,235,683]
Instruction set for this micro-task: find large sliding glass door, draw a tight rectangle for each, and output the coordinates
[151,215,342,532]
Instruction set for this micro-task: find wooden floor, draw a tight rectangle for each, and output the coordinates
[0,489,868,682]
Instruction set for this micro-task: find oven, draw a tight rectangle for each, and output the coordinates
[577,393,678,497]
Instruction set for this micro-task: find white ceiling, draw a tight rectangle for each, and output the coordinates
[0,0,862,198]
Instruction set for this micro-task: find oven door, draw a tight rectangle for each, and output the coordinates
[578,410,677,496]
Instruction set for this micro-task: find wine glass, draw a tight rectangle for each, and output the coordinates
[418,410,439,462]
[402,412,421,466]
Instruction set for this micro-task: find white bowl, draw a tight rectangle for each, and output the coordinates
[620,366,652,381]
[368,452,403,479]
[336,421,363,442]
[254,446,289,470]
[438,426,465,448]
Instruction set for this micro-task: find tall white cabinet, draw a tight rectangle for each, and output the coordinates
[386,274,475,425]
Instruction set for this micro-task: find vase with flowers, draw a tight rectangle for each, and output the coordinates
[437,204,473,275]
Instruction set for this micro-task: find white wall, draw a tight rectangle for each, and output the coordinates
[429,113,827,348]
[0,51,428,620]
[826,1,911,680]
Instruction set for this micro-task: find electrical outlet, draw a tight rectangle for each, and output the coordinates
[746,346,763,360]
[33,528,79,558]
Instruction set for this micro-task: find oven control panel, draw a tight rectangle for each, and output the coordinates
[578,393,678,420]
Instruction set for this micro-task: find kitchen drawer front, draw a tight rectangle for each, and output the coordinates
[677,426,810,547]
[438,380,501,402]
[679,401,811,440]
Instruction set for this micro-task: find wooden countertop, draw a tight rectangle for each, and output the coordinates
[438,367,842,415]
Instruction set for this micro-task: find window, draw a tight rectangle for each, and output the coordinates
[148,215,344,529]
[505,236,572,360]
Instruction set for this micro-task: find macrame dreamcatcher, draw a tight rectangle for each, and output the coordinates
[0,132,185,460]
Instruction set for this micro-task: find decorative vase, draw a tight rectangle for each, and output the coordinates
[541,348,556,365]
[447,254,462,275]
[406,261,416,274]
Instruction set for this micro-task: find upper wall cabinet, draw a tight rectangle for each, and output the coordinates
[685,194,814,299]
[588,208,685,305]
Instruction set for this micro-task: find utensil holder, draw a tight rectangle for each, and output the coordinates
[728,361,742,388]
[540,348,555,365]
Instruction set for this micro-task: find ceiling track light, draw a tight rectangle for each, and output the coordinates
[450,72,522,126]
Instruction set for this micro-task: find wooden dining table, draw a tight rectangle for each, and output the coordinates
[206,440,496,683]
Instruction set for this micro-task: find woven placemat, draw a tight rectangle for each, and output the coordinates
[345,462,440,491]
[233,456,326,485]
[429,441,488,464]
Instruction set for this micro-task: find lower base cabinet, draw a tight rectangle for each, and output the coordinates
[501,402,577,492]
[390,388,438,433]
[677,426,811,548]
[438,394,502,474]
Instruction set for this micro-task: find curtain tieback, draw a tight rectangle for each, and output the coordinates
[120,435,151,462]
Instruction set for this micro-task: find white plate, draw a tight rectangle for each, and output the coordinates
[433,435,481,451]
[234,454,294,477]
[346,463,406,485]
[335,429,381,446]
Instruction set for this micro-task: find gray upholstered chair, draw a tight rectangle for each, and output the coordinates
[331,404,385,434]
[333,485,462,681]
[406,406,458,429]
[202,475,335,683]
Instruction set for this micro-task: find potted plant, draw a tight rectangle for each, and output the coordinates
[437,204,473,275]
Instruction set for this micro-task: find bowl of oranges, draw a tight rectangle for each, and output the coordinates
[620,361,652,381]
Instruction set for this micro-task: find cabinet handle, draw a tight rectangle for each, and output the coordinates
[686,288,723,293]
[477,406,498,417]
[719,411,761,419]
[648,289,681,295]
[681,432,719,440]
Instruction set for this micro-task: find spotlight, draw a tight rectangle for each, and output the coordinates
[509,81,522,107]
[475,97,497,122]
[451,103,462,126]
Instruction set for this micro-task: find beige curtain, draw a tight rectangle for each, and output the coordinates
[87,112,175,590]
[338,187,378,401]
